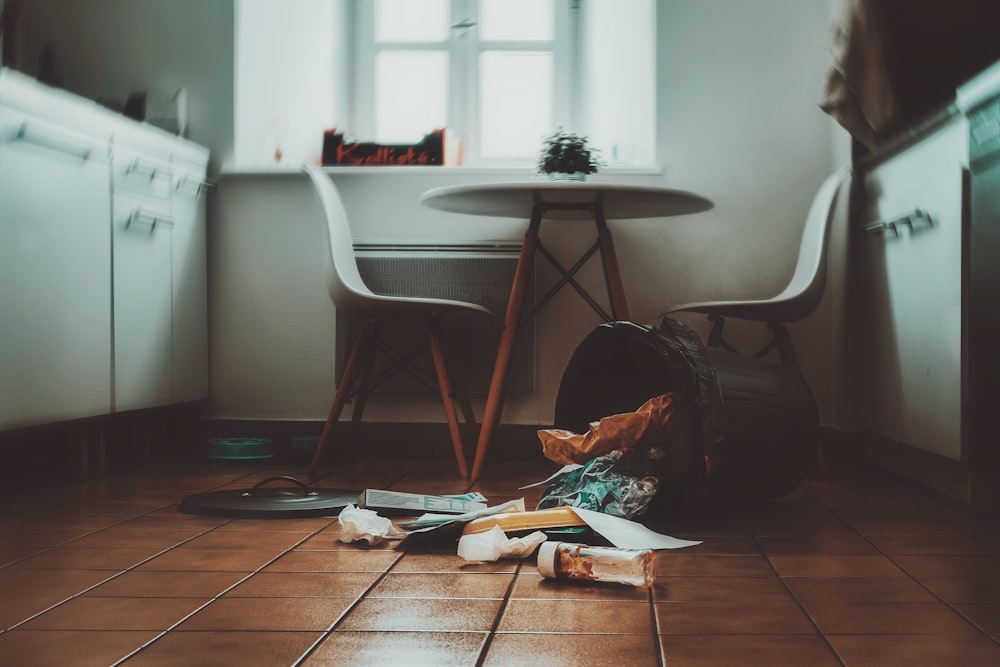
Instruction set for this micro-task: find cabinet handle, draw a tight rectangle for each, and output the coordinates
[865,209,933,237]
[13,121,94,160]
[125,158,173,182]
[174,175,216,195]
[126,210,175,233]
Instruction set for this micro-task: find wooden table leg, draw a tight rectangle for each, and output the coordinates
[470,213,542,481]
[595,209,630,321]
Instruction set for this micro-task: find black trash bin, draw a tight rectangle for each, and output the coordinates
[553,319,819,508]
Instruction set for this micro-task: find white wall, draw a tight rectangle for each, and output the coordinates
[233,0,344,167]
[8,0,234,172]
[210,0,844,428]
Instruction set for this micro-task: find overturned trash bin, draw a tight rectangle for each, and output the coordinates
[553,319,819,510]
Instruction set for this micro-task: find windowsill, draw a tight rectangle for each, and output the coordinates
[220,164,665,177]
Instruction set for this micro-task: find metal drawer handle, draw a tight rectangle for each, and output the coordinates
[174,174,216,194]
[126,210,175,232]
[13,121,94,160]
[865,209,933,236]
[126,158,173,182]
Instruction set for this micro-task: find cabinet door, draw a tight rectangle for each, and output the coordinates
[0,112,113,429]
[111,190,174,412]
[169,162,210,402]
[856,122,965,460]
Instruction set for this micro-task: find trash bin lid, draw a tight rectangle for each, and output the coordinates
[181,476,359,518]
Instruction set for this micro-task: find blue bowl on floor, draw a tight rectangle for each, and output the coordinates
[206,437,273,461]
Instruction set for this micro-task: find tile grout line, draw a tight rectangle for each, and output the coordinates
[112,523,345,665]
[648,585,665,667]
[800,483,1000,648]
[290,545,409,666]
[473,558,524,667]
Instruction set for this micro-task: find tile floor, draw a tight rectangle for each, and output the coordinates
[1,454,999,666]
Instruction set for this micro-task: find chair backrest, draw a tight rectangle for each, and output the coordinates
[302,162,379,311]
[770,166,851,320]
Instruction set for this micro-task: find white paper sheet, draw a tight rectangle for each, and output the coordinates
[570,507,701,550]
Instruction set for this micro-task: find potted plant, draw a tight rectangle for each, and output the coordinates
[537,129,601,180]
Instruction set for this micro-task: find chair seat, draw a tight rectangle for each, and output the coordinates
[662,295,814,323]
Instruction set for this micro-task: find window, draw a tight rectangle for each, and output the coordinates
[349,0,655,167]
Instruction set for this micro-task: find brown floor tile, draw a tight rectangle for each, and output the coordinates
[369,572,514,599]
[769,554,907,578]
[868,534,1000,556]
[0,546,42,566]
[127,630,323,666]
[801,599,979,635]
[0,629,157,667]
[954,604,1000,635]
[497,598,652,634]
[1,594,66,630]
[827,632,1000,667]
[225,571,380,597]
[894,555,1000,579]
[394,551,518,573]
[211,516,337,532]
[846,518,970,537]
[178,596,353,631]
[111,514,229,531]
[137,545,285,572]
[265,549,401,572]
[785,576,937,604]
[660,635,841,667]
[0,528,94,548]
[653,575,791,602]
[9,545,164,570]
[757,532,877,555]
[677,536,761,555]
[512,572,649,601]
[0,568,112,598]
[304,630,487,666]
[484,632,660,666]
[181,530,310,550]
[63,528,203,548]
[19,596,209,630]
[84,570,248,598]
[337,597,502,632]
[656,554,776,577]
[655,598,815,635]
[922,577,1000,603]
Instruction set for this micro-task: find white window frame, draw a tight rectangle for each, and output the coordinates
[351,0,581,166]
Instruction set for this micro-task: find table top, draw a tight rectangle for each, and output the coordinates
[419,180,714,220]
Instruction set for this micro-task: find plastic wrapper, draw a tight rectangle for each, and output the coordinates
[538,394,674,465]
[457,525,547,562]
[536,448,661,520]
[337,504,406,546]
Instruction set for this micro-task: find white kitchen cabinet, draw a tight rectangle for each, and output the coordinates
[0,67,210,431]
[0,106,114,430]
[855,119,966,460]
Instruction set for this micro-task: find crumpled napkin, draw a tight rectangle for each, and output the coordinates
[537,393,674,465]
[337,504,406,546]
[457,525,548,562]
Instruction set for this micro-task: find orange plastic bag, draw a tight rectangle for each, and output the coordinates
[537,393,673,465]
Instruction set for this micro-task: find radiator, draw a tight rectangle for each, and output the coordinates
[336,242,535,394]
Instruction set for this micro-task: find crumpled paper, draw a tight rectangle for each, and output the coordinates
[538,393,674,465]
[337,504,406,546]
[457,525,548,562]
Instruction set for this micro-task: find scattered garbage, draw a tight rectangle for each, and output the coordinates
[537,448,662,520]
[337,504,406,546]
[537,542,656,588]
[357,489,487,514]
[457,526,548,563]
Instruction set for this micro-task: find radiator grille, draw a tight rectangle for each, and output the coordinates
[335,244,535,394]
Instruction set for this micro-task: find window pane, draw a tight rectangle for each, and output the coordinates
[478,0,554,41]
[375,51,449,143]
[479,52,553,158]
[375,0,450,43]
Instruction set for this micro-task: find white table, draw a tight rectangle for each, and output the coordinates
[420,180,713,480]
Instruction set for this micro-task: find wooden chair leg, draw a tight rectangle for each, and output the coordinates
[427,316,470,479]
[309,321,375,479]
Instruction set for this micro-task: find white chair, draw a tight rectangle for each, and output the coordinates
[660,167,851,371]
[303,163,495,479]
